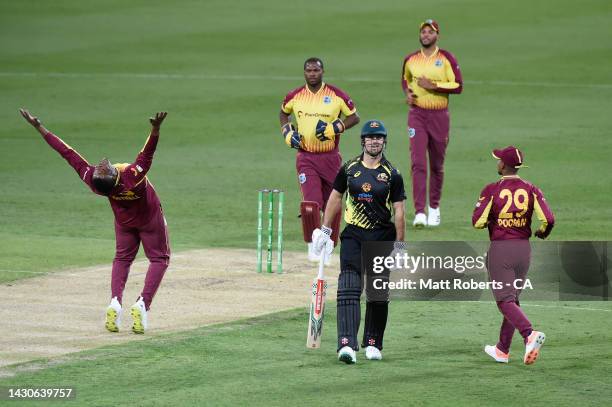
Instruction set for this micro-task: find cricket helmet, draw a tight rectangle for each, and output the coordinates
[360,120,387,139]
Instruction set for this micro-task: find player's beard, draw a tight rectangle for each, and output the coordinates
[420,38,436,48]
[364,143,384,158]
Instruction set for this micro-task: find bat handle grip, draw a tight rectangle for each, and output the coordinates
[317,250,326,280]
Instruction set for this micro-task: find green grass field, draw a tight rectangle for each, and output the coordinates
[1,0,611,405]
[2,302,612,406]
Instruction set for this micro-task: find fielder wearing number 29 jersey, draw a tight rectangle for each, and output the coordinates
[281,83,356,153]
[333,155,406,230]
[472,147,554,365]
[472,175,555,241]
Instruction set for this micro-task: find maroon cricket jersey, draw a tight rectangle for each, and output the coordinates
[43,130,162,228]
[472,175,554,241]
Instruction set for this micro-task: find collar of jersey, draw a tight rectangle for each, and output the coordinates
[359,153,383,169]
[500,175,521,180]
[420,46,439,58]
[305,82,326,95]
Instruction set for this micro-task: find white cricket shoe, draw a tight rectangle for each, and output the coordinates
[524,331,546,365]
[427,206,440,227]
[338,346,357,364]
[365,346,382,360]
[105,297,122,333]
[413,213,427,228]
[484,345,509,363]
[130,296,148,334]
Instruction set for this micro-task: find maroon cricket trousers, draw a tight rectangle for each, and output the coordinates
[407,106,450,215]
[111,207,170,310]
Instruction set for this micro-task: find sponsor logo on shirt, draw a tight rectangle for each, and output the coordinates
[297,111,332,119]
[376,173,389,183]
[358,193,373,203]
[354,171,361,178]
[111,191,140,201]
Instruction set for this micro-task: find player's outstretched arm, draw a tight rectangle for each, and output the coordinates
[20,108,50,136]
[19,108,92,181]
[123,112,167,190]
[149,111,167,131]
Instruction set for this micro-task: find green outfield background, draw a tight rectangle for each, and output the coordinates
[1,0,611,281]
[1,0,611,405]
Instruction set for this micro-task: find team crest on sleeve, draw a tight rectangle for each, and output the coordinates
[323,96,332,104]
[298,173,307,184]
[408,128,416,138]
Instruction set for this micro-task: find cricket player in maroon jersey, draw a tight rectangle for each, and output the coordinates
[472,146,555,365]
[20,109,170,335]
[280,57,360,261]
[402,19,462,228]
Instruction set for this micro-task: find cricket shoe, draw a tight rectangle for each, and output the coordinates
[413,213,427,228]
[105,297,122,333]
[130,296,148,334]
[524,331,546,365]
[365,346,382,360]
[338,346,357,364]
[427,207,440,227]
[484,345,509,363]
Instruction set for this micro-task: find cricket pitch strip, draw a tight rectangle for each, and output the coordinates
[0,248,339,376]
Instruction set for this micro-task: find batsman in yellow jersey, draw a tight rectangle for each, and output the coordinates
[280,57,360,261]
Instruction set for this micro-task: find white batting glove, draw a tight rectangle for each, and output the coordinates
[312,226,332,256]
[323,239,334,257]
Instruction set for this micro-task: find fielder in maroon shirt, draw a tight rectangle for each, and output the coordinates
[20,109,170,335]
[472,146,554,365]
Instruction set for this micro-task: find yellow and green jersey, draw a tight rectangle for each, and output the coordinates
[281,82,356,153]
[401,47,463,110]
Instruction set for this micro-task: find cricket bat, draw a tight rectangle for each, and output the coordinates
[307,250,328,348]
